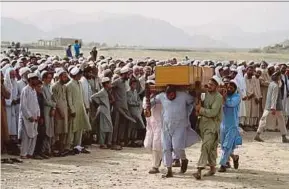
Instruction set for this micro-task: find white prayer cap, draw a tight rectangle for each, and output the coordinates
[101,77,110,83]
[68,65,75,73]
[17,58,24,64]
[223,67,229,71]
[267,63,275,69]
[237,65,245,71]
[222,61,230,67]
[1,64,11,75]
[229,80,238,88]
[70,66,80,76]
[120,67,129,74]
[19,67,31,76]
[199,61,206,67]
[38,63,48,72]
[56,68,66,77]
[27,72,38,79]
[52,60,59,64]
[192,61,198,66]
[37,58,46,65]
[114,67,121,74]
[256,68,262,72]
[211,75,222,86]
[237,60,246,66]
[40,71,48,80]
[148,74,155,80]
[146,80,155,84]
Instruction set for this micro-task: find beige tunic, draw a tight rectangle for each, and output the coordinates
[244,75,261,126]
[66,79,91,133]
[260,70,270,110]
[52,81,68,134]
[252,76,262,119]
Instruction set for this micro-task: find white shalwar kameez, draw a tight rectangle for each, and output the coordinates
[19,85,40,157]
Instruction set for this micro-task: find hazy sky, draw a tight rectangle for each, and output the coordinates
[2,2,289,32]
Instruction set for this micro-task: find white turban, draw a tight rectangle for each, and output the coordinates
[19,67,31,77]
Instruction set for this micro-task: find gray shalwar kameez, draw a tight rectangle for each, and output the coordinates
[91,88,113,145]
[42,84,56,153]
[111,78,135,144]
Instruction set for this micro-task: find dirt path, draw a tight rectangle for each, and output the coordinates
[1,132,289,189]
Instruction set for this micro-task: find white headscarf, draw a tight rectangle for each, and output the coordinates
[214,66,223,78]
[133,65,140,79]
[234,66,247,97]
[4,67,18,105]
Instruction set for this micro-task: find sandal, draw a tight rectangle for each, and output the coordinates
[192,172,201,180]
[1,158,14,164]
[203,170,216,177]
[10,158,23,163]
[100,145,109,149]
[110,145,122,151]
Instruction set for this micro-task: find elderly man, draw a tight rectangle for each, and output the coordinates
[254,72,289,143]
[243,66,262,130]
[149,85,199,178]
[193,76,223,180]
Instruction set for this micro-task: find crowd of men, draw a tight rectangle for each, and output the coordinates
[1,49,289,179]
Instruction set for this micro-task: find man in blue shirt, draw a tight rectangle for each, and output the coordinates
[74,40,81,58]
[66,44,72,59]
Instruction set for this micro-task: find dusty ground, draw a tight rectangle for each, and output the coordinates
[1,132,289,189]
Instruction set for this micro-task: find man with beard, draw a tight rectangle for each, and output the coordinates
[149,85,200,178]
[66,67,91,154]
[243,66,261,130]
[255,68,263,119]
[51,69,69,156]
[280,64,289,125]
[41,71,56,156]
[193,76,223,180]
[132,65,142,94]
[87,64,102,143]
[139,66,152,92]
[90,46,98,62]
[19,73,40,159]
[111,67,136,150]
[80,66,94,146]
[254,72,289,143]
[218,80,242,173]
[260,64,274,112]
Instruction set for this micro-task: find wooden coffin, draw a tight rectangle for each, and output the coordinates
[155,66,211,87]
